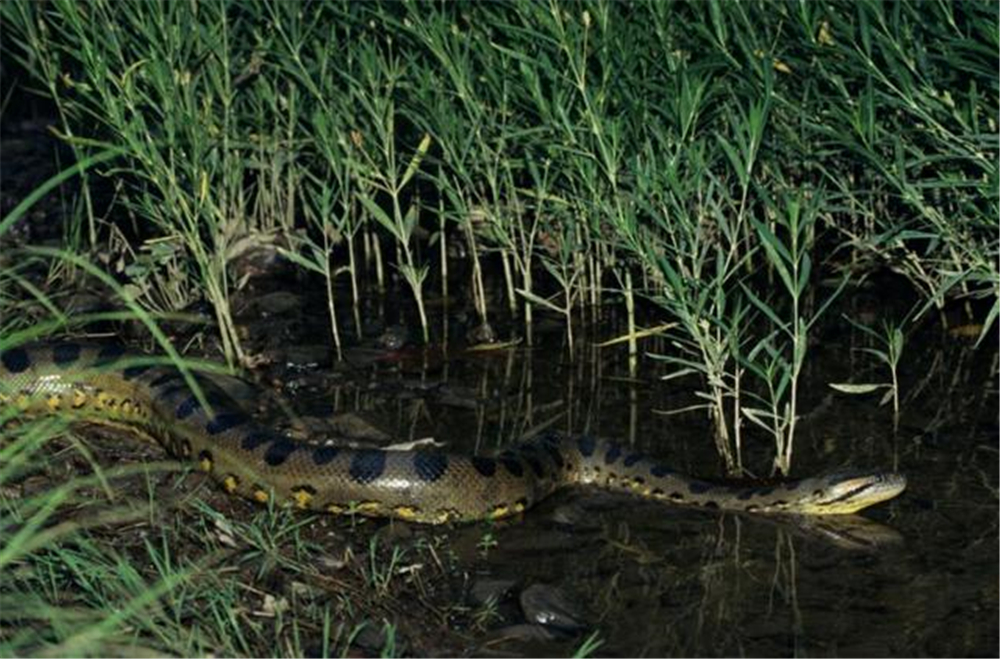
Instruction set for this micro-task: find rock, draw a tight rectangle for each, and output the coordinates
[470,579,517,606]
[519,584,588,633]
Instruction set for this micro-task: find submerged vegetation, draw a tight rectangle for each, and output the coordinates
[0,0,997,656]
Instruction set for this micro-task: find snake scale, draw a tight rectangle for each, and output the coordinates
[0,343,907,523]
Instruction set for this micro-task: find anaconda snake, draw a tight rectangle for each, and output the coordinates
[0,343,907,523]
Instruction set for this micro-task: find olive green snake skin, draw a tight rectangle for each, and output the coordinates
[0,344,907,523]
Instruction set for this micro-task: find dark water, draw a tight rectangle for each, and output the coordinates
[3,120,995,657]
[245,284,998,658]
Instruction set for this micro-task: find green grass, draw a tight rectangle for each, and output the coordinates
[0,156,421,657]
[0,1,996,654]
[6,0,993,472]
[0,413,429,657]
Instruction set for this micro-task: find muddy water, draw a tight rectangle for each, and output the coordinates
[246,287,998,657]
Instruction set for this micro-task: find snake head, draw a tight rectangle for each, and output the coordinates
[803,470,908,514]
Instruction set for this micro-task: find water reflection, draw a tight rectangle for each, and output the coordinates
[248,291,996,656]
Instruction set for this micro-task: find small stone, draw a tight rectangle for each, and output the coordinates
[519,584,587,632]
[259,593,289,617]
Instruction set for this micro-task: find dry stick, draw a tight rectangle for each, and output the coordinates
[564,276,575,356]
[363,225,372,268]
[733,363,744,475]
[373,233,385,294]
[589,252,600,318]
[465,220,488,326]
[324,231,343,362]
[347,229,362,338]
[575,250,587,325]
[501,249,516,315]
[522,253,534,347]
[394,238,403,281]
[624,269,637,378]
[438,196,449,347]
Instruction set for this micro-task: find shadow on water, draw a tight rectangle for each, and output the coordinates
[235,277,998,657]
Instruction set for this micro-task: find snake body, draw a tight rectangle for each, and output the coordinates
[0,343,906,523]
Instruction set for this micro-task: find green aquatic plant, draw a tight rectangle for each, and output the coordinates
[830,313,910,432]
[742,190,848,476]
[3,0,995,478]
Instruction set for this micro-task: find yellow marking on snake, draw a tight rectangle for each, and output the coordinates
[356,501,383,515]
[392,506,419,521]
[292,489,313,509]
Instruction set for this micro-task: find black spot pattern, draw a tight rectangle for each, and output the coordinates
[524,456,545,478]
[206,412,249,435]
[175,395,200,419]
[688,481,713,494]
[604,442,622,465]
[543,445,564,468]
[623,452,645,467]
[312,445,341,465]
[175,391,228,420]
[413,452,448,482]
[650,464,674,478]
[737,490,754,500]
[157,384,190,401]
[501,456,524,478]
[1,348,29,373]
[95,343,126,366]
[471,456,496,477]
[263,437,298,466]
[123,364,153,380]
[149,371,184,389]
[241,430,276,452]
[349,450,386,484]
[577,435,596,457]
[783,481,801,490]
[53,343,81,366]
